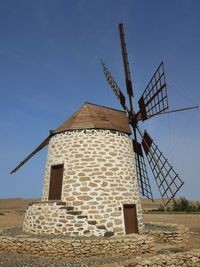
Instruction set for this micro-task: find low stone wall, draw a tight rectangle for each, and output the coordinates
[97,249,200,267]
[143,222,189,244]
[0,234,155,258]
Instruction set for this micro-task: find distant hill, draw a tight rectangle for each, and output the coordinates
[141,198,174,211]
[0,198,39,212]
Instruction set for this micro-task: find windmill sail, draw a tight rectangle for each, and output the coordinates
[141,130,184,206]
[119,23,134,111]
[101,24,188,206]
[10,135,51,174]
[137,62,168,121]
[133,140,153,200]
[101,61,129,113]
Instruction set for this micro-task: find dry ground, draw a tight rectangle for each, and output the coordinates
[144,213,200,233]
[142,198,200,249]
[144,213,200,249]
[0,198,199,248]
[0,198,200,266]
[0,198,37,228]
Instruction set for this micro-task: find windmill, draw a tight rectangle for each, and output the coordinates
[101,23,198,206]
[9,23,198,236]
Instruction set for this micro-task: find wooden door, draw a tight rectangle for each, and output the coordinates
[48,164,64,200]
[123,204,139,234]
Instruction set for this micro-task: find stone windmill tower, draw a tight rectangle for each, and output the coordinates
[11,102,143,236]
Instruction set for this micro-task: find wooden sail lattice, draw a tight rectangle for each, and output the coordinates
[138,62,168,121]
[101,61,128,112]
[141,131,184,206]
[133,140,153,200]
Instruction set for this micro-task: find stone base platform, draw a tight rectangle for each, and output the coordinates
[0,222,191,262]
[23,201,111,236]
[0,232,155,258]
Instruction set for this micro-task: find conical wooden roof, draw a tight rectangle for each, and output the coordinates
[10,102,131,174]
[54,102,131,135]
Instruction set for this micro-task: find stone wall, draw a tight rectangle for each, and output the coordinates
[23,201,108,236]
[142,222,189,244]
[97,249,200,267]
[24,129,143,236]
[0,234,154,258]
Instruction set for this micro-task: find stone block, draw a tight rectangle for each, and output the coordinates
[77,215,87,219]
[93,214,102,220]
[80,205,90,211]
[97,225,107,230]
[113,227,123,232]
[88,210,99,214]
[104,231,114,237]
[67,211,81,216]
[114,219,122,225]
[88,220,97,225]
[77,196,92,201]
[79,177,90,181]
[79,187,90,192]
[88,182,98,187]
[73,201,84,206]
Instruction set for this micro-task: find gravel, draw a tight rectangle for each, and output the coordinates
[0,252,129,267]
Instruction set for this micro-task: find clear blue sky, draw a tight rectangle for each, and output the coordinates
[0,0,199,200]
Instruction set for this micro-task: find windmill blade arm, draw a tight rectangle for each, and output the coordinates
[133,140,153,200]
[136,105,199,121]
[137,61,168,121]
[136,127,184,206]
[119,23,134,111]
[101,60,130,113]
[10,135,51,174]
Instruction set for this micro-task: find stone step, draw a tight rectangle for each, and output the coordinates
[56,201,66,206]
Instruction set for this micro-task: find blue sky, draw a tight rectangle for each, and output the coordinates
[0,0,199,200]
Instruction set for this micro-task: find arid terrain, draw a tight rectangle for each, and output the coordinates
[0,198,200,246]
[0,198,200,266]
[141,198,200,248]
[0,198,35,228]
[143,198,200,249]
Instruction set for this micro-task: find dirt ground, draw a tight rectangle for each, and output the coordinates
[0,210,24,228]
[0,198,31,228]
[144,213,200,233]
[0,198,200,267]
[144,213,200,249]
[0,198,200,249]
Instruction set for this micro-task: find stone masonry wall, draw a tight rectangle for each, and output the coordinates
[23,201,107,236]
[98,249,200,267]
[31,129,143,236]
[0,234,155,258]
[143,222,189,244]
